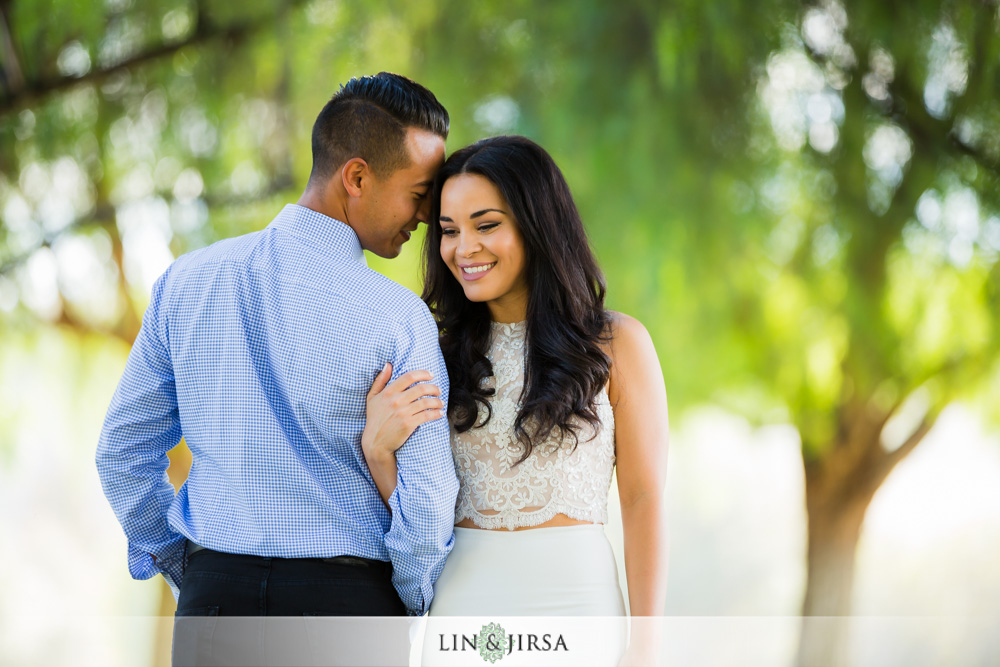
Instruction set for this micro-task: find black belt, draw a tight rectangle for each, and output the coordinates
[186,541,207,557]
[186,541,386,568]
[321,555,385,568]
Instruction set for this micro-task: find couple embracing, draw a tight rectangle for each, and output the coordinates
[97,72,668,665]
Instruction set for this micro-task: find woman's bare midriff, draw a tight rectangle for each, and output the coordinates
[455,511,597,531]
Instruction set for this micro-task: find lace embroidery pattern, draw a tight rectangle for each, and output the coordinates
[452,320,616,530]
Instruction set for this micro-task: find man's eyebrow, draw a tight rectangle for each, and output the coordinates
[470,208,507,218]
[413,180,433,188]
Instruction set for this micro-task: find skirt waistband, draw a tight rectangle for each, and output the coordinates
[452,523,605,535]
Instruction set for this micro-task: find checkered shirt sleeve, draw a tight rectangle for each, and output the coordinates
[384,305,459,614]
[96,269,186,597]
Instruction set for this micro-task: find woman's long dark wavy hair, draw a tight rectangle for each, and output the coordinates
[422,135,612,464]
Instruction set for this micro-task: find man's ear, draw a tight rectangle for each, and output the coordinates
[341,158,370,198]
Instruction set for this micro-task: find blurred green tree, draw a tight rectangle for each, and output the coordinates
[1,1,998,666]
[722,3,1000,664]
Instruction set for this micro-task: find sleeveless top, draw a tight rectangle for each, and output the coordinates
[451,320,616,530]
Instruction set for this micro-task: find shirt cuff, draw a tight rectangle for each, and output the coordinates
[127,537,186,591]
[160,560,183,602]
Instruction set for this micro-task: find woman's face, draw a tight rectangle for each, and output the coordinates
[438,173,529,322]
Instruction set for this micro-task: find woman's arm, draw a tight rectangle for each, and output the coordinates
[362,362,446,506]
[608,313,669,647]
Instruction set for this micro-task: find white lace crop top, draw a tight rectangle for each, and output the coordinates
[451,320,616,530]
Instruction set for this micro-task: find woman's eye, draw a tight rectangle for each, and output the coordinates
[441,229,457,237]
[478,223,499,232]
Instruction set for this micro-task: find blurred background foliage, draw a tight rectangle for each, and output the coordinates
[1,0,999,665]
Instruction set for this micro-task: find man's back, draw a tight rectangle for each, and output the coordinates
[97,204,458,614]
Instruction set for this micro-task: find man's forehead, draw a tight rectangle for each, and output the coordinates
[405,128,446,165]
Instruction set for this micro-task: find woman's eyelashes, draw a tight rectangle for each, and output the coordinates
[440,222,501,237]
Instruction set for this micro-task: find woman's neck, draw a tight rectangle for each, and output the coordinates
[486,289,528,324]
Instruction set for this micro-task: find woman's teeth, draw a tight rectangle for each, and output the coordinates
[462,263,496,274]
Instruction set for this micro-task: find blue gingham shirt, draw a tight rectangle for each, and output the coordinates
[96,204,459,615]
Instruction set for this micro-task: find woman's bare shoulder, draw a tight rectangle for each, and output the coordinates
[604,311,657,401]
[605,311,652,355]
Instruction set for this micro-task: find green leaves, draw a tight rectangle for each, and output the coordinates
[1,0,997,441]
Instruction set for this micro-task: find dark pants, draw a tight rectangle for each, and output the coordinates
[172,546,409,666]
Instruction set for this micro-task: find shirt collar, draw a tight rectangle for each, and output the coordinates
[268,204,367,267]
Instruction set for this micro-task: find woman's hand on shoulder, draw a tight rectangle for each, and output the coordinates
[361,363,446,463]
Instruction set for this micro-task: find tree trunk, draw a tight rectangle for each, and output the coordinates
[796,456,877,667]
[795,400,933,667]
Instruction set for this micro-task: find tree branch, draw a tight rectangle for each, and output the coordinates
[949,132,1000,177]
[0,175,296,276]
[0,206,113,275]
[0,0,24,95]
[0,0,306,117]
[882,415,933,473]
[56,292,138,346]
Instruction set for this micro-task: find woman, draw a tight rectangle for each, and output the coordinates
[362,136,668,665]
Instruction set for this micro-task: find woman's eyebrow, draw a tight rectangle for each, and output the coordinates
[470,208,507,218]
[439,208,506,223]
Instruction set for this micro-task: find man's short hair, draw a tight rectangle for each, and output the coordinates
[309,72,449,182]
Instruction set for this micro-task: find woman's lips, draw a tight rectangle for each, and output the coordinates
[460,262,496,281]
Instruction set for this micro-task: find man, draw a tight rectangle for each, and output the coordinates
[96,73,458,630]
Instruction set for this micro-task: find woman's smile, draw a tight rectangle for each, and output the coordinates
[459,261,497,280]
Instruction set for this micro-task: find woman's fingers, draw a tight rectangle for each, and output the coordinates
[420,407,448,425]
[407,404,447,430]
[406,396,445,416]
[362,366,444,456]
[366,362,393,400]
[385,369,433,395]
[398,381,442,405]
[367,366,436,403]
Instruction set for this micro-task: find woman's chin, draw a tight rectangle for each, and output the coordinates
[460,288,492,303]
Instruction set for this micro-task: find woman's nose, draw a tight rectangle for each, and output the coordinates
[456,232,480,257]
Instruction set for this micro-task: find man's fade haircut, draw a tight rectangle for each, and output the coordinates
[309,72,449,183]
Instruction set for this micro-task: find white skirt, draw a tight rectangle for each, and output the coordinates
[415,525,628,666]
[430,525,626,616]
